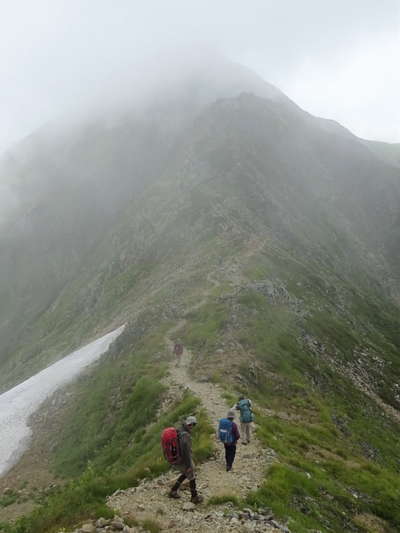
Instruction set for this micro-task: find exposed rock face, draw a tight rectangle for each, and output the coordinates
[65,515,139,532]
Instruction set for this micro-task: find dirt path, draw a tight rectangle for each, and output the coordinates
[108,275,281,532]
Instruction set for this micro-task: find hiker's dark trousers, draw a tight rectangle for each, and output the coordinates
[172,472,198,497]
[224,443,237,468]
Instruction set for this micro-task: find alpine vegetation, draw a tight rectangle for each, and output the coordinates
[0,55,399,533]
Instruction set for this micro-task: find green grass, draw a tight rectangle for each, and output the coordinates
[0,491,18,508]
[3,228,400,533]
[140,518,162,533]
[208,494,240,506]
[52,319,215,479]
[251,456,400,532]
[247,393,400,532]
[0,392,214,533]
[52,324,169,477]
[179,274,400,532]
[182,301,228,354]
[0,317,215,533]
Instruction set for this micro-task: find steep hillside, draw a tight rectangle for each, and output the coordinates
[363,139,400,169]
[0,60,289,391]
[1,62,400,532]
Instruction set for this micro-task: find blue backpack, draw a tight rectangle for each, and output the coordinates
[218,418,234,444]
[238,399,253,423]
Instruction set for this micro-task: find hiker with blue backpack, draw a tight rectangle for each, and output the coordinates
[218,409,240,471]
[235,396,253,445]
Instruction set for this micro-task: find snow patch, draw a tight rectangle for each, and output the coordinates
[0,325,124,477]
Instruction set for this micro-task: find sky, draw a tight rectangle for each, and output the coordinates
[1,0,399,153]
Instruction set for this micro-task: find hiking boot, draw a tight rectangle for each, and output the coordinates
[226,465,232,471]
[168,489,181,499]
[190,494,204,504]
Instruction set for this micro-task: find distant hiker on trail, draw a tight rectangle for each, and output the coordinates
[173,342,184,366]
[218,409,240,471]
[161,415,203,504]
[235,396,253,445]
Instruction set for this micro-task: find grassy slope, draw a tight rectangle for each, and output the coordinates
[4,254,399,533]
[0,107,177,379]
[0,317,214,533]
[2,93,399,391]
[1,95,400,532]
[180,244,400,533]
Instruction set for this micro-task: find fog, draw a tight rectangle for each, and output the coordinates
[0,0,399,158]
[0,184,18,225]
[0,1,399,228]
[0,49,286,225]
[0,1,399,510]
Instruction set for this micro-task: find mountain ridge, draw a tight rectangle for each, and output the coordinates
[1,61,400,532]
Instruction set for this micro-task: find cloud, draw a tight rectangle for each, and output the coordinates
[0,0,399,151]
[281,32,400,142]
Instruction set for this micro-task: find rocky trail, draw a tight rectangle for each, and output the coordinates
[106,275,288,533]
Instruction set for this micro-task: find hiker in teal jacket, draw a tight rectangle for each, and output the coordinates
[235,396,253,444]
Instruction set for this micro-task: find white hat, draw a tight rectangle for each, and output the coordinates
[185,415,197,426]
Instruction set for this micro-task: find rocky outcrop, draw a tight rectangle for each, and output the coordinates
[62,515,141,533]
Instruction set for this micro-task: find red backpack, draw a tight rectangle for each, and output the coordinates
[161,427,181,464]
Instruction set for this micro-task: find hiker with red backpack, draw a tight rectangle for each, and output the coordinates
[161,415,203,504]
[218,409,240,471]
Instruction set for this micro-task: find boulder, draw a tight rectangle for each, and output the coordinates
[81,523,96,533]
[96,518,110,528]
[110,519,124,530]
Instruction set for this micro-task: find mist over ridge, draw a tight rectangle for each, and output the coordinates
[0,46,400,533]
[0,55,399,389]
[1,51,395,230]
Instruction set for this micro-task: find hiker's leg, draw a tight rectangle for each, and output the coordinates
[169,470,186,498]
[241,421,249,443]
[189,479,198,497]
[230,444,237,467]
[226,445,235,469]
[171,472,186,492]
[189,478,203,503]
[224,443,229,466]
[243,422,250,443]
[240,421,247,443]
[187,467,202,502]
